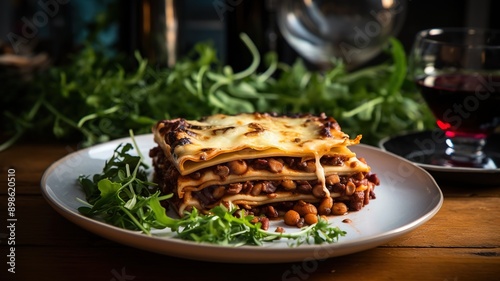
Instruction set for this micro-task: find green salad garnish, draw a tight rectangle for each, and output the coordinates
[77,132,346,246]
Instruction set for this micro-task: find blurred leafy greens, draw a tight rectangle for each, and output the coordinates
[1,33,433,151]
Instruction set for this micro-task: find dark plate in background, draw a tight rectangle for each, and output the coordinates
[379,130,500,186]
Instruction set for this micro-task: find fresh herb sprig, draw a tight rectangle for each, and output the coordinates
[77,131,175,234]
[77,134,346,246]
[169,205,346,247]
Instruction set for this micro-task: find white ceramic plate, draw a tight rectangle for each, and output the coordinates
[41,134,443,263]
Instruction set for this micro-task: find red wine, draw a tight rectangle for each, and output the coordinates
[417,74,500,139]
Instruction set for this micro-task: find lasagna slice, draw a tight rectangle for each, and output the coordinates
[149,112,379,218]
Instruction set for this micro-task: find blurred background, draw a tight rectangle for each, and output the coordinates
[1,0,499,70]
[1,0,499,149]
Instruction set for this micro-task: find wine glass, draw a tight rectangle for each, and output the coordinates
[409,28,500,168]
[276,0,408,70]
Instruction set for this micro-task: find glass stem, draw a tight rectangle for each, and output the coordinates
[445,136,487,167]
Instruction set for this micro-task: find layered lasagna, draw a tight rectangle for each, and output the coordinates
[149,112,379,218]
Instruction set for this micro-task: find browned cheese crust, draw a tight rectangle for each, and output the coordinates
[149,112,380,218]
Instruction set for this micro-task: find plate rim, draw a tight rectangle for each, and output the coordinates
[379,130,500,174]
[40,134,444,263]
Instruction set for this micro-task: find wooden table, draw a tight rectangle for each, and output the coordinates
[1,141,499,281]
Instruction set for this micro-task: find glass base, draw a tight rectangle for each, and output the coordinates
[439,136,496,168]
[432,154,497,169]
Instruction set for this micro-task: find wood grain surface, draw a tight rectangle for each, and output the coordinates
[1,142,499,281]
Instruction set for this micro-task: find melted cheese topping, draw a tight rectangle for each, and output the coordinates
[313,152,329,197]
[153,113,372,214]
[153,113,362,175]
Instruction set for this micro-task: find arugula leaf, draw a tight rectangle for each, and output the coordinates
[97,179,122,198]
